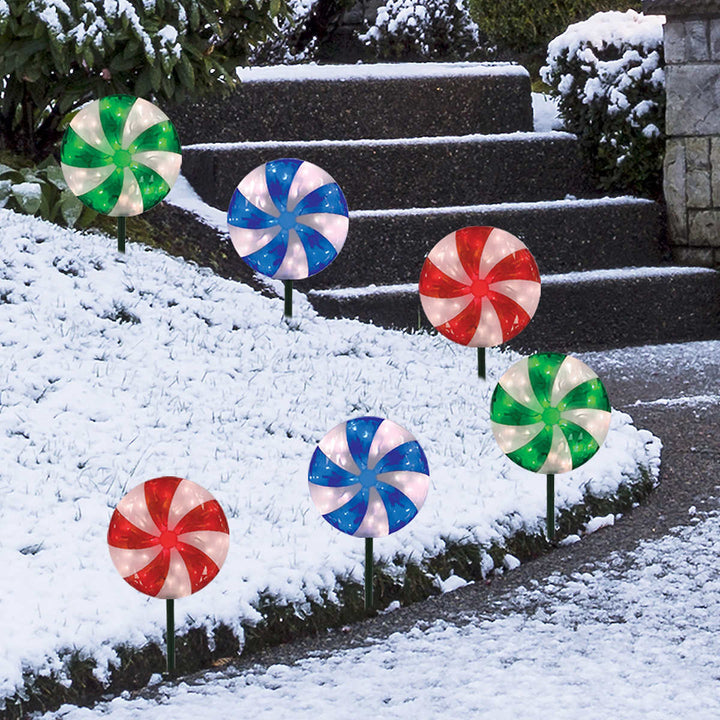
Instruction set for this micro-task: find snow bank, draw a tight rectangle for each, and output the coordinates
[0,209,659,703]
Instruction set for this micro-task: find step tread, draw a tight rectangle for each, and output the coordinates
[235,61,530,83]
[171,63,533,143]
[308,266,718,298]
[183,130,578,151]
[348,195,656,217]
[182,132,597,210]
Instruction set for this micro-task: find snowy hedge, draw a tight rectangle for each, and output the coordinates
[0,0,288,158]
[541,10,665,198]
[360,0,480,61]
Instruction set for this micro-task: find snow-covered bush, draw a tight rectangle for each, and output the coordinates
[541,10,665,198]
[0,155,92,227]
[0,0,288,159]
[361,0,481,61]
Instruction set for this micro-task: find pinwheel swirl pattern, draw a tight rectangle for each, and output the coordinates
[107,476,229,599]
[490,353,611,474]
[227,158,349,280]
[419,226,541,347]
[308,417,430,538]
[60,95,181,216]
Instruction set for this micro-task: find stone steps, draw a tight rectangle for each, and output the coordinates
[307,267,720,353]
[182,132,596,211]
[175,61,720,350]
[170,62,533,143]
[305,197,667,290]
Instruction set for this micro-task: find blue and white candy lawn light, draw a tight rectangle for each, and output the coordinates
[227,158,349,318]
[308,416,430,612]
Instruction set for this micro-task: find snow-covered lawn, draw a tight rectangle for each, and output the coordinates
[45,508,720,719]
[0,208,659,704]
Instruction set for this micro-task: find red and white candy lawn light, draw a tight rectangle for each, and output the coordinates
[419,226,541,378]
[107,476,229,674]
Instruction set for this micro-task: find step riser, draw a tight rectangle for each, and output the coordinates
[182,135,595,211]
[308,272,720,353]
[293,201,666,290]
[171,73,533,144]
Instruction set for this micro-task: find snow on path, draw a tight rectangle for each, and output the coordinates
[45,509,720,719]
[0,209,658,702]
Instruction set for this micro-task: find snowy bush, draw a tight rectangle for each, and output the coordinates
[468,0,641,58]
[0,155,92,227]
[541,10,665,198]
[0,0,288,159]
[361,0,480,61]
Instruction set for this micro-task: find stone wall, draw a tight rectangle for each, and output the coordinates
[644,0,720,267]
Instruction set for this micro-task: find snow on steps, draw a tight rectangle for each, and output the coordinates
[308,265,720,353]
[182,131,596,211]
[311,196,666,289]
[170,62,533,143]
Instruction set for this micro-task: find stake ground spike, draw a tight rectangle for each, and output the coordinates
[546,473,555,541]
[284,279,292,318]
[478,346,485,379]
[365,537,373,612]
[166,598,175,675]
[118,217,126,254]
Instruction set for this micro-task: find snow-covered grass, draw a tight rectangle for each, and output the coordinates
[0,208,659,705]
[44,508,720,720]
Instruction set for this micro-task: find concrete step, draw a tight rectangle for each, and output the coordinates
[296,197,666,290]
[306,267,720,352]
[182,131,597,211]
[170,63,533,144]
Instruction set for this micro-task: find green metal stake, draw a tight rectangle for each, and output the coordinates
[284,279,292,318]
[546,473,555,541]
[166,598,175,676]
[118,216,126,254]
[477,346,486,379]
[364,537,373,612]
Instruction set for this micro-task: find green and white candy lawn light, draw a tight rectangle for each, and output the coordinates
[490,353,611,541]
[60,95,182,252]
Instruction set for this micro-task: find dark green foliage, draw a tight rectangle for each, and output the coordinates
[0,153,94,227]
[467,0,641,58]
[0,0,289,159]
[541,11,665,198]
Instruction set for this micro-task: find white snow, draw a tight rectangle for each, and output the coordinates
[0,206,659,704]
[532,93,562,132]
[43,509,720,719]
[183,131,578,153]
[584,513,615,534]
[348,195,654,219]
[546,10,664,61]
[236,62,529,83]
[308,266,714,299]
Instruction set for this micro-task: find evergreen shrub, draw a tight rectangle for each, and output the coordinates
[541,10,665,198]
[0,0,288,159]
[360,0,481,61]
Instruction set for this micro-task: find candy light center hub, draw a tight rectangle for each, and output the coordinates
[113,149,132,168]
[542,407,561,426]
[358,468,378,489]
[159,530,178,549]
[470,277,489,298]
[278,210,297,230]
